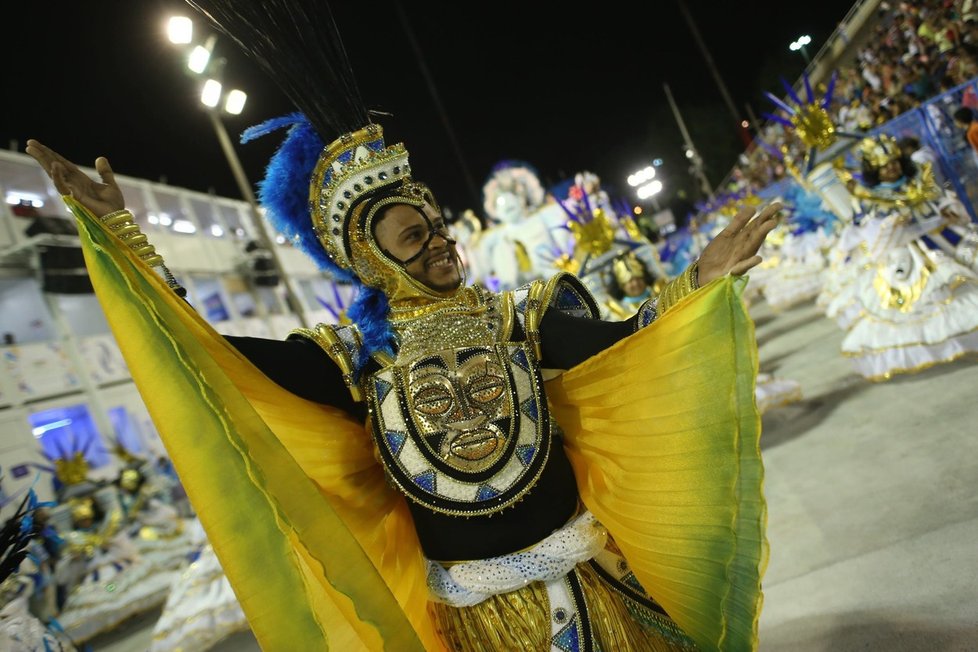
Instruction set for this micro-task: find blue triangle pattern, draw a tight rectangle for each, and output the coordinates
[553,614,581,652]
[475,485,500,501]
[385,431,406,456]
[516,296,528,313]
[521,397,539,422]
[516,444,536,466]
[556,286,582,309]
[374,377,393,404]
[510,347,530,372]
[338,149,354,164]
[412,470,436,493]
[367,139,384,151]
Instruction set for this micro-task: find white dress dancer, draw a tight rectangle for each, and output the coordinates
[832,137,978,379]
[54,502,179,645]
[841,213,978,379]
[0,572,76,652]
[149,520,250,652]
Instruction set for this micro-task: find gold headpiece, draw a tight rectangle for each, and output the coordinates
[69,497,95,523]
[567,209,617,258]
[858,135,901,169]
[309,125,462,305]
[120,468,142,492]
[790,104,836,151]
[309,124,411,272]
[54,452,90,487]
[612,252,646,287]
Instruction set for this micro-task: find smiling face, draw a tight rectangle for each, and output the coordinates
[373,202,463,292]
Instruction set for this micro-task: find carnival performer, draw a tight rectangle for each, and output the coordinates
[835,135,978,379]
[471,160,549,290]
[149,520,250,652]
[115,466,195,574]
[0,491,76,652]
[603,252,664,320]
[52,492,176,645]
[26,2,780,649]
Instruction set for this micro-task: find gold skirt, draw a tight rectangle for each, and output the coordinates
[428,560,698,651]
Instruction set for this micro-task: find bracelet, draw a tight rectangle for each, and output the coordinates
[97,209,186,298]
[656,261,700,316]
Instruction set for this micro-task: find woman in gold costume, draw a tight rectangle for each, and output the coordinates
[27,2,781,649]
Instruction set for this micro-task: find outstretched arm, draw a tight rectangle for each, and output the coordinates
[27,140,362,416]
[26,139,124,217]
[540,203,782,370]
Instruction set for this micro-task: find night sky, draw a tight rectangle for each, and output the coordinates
[3,0,858,218]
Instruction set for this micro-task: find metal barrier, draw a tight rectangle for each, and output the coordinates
[839,77,978,222]
[744,77,978,223]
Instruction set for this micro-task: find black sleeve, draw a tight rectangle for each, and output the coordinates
[222,335,365,420]
[538,307,640,370]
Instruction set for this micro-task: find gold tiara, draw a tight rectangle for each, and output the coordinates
[309,124,411,271]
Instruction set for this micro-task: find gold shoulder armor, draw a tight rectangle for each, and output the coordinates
[289,323,365,402]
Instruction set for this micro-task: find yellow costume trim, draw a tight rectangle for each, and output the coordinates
[66,196,430,651]
[523,278,550,360]
[546,275,768,652]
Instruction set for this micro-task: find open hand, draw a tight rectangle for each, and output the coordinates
[26,140,125,218]
[697,202,782,285]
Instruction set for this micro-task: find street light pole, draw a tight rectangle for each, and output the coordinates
[676,1,745,138]
[206,110,309,329]
[663,83,714,200]
[167,15,309,330]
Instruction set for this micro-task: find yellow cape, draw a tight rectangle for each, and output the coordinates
[69,197,767,651]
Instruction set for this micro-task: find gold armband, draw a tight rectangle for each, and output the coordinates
[656,261,699,316]
[98,209,164,267]
[65,197,186,297]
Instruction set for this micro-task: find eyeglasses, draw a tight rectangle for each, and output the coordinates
[382,208,457,267]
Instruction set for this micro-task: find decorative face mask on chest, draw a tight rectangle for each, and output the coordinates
[368,343,551,517]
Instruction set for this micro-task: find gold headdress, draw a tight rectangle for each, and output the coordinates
[857,134,901,169]
[612,252,647,287]
[120,468,142,492]
[69,496,95,523]
[305,124,466,308]
[309,124,411,272]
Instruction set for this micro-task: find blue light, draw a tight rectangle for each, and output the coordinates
[653,158,663,166]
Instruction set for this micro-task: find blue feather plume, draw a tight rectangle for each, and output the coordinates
[346,286,395,373]
[240,113,354,282]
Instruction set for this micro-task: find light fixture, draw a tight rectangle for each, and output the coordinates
[201,79,222,108]
[627,166,656,187]
[188,45,211,74]
[167,16,193,44]
[172,220,197,234]
[225,89,247,115]
[637,180,663,199]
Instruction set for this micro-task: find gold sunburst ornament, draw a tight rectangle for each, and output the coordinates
[567,209,617,257]
[763,70,864,175]
[54,452,90,487]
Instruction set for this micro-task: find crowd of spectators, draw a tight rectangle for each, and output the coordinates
[728,0,978,191]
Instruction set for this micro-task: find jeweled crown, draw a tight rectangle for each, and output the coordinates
[309,124,411,270]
